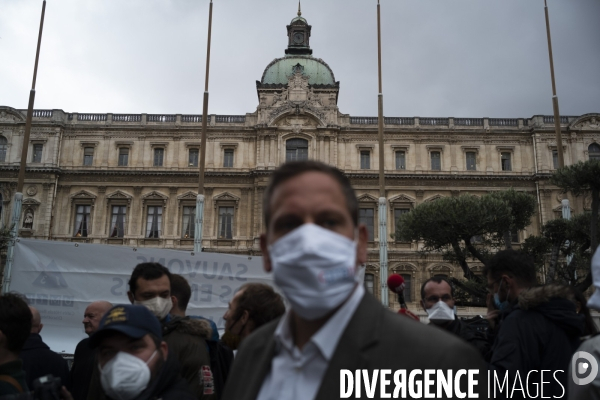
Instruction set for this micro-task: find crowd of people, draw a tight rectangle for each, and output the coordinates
[1,160,599,400]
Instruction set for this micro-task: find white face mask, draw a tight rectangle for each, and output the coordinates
[100,350,157,400]
[426,301,456,324]
[135,296,172,320]
[269,224,359,321]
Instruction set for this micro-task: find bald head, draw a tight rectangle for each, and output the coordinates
[83,301,113,336]
[29,306,42,334]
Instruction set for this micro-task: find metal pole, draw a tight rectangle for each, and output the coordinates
[544,0,564,169]
[376,0,389,307]
[195,0,213,253]
[3,0,46,294]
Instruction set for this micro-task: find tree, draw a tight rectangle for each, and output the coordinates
[489,189,537,250]
[551,160,600,290]
[395,190,537,301]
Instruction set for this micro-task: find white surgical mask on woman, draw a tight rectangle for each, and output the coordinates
[269,223,359,320]
[100,350,157,400]
[134,296,172,320]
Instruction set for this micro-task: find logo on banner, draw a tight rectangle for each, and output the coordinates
[32,260,69,289]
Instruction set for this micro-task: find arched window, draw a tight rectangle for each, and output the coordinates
[286,138,308,162]
[589,143,600,161]
[0,136,7,162]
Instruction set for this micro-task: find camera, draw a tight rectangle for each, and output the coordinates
[32,375,61,400]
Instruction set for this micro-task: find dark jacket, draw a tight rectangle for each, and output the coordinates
[489,284,585,399]
[0,360,29,396]
[19,333,70,391]
[70,338,95,400]
[162,315,216,399]
[432,318,491,358]
[222,292,487,400]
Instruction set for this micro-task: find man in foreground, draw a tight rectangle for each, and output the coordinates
[89,304,195,400]
[221,283,285,351]
[222,161,485,400]
[420,277,489,357]
[70,300,112,400]
[20,306,70,389]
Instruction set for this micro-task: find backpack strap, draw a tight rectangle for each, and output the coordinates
[0,375,24,393]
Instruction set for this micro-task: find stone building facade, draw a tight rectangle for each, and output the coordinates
[1,11,600,309]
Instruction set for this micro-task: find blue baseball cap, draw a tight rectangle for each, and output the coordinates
[89,304,162,348]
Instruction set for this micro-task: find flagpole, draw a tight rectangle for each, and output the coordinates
[194,0,214,253]
[376,0,389,307]
[543,0,564,170]
[3,0,47,294]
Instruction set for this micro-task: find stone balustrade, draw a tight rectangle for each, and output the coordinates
[489,118,518,127]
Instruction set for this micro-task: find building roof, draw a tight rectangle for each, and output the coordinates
[260,55,336,86]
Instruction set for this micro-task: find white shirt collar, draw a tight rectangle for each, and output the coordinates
[274,284,365,361]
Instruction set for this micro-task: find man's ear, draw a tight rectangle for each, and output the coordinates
[356,224,369,265]
[260,233,272,273]
[127,291,135,304]
[170,296,178,312]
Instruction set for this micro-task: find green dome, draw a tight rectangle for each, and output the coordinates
[261,56,336,86]
[291,16,307,24]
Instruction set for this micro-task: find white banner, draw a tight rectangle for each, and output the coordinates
[9,238,272,354]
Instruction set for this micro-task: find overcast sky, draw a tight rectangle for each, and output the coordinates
[1,0,599,119]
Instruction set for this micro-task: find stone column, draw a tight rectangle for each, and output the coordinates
[318,135,325,162]
[132,187,143,237]
[167,187,178,236]
[204,187,214,239]
[485,139,493,174]
[240,188,250,239]
[449,140,458,173]
[59,185,71,236]
[268,135,276,168]
[207,138,215,168]
[173,137,181,169]
[414,139,422,172]
[258,135,265,168]
[344,139,352,169]
[93,186,107,237]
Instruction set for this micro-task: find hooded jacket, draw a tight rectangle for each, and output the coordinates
[489,284,584,399]
[162,316,216,399]
[19,333,70,390]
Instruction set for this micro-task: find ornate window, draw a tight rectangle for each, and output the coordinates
[359,208,375,241]
[466,151,477,171]
[110,206,127,238]
[218,207,234,239]
[589,143,600,161]
[360,151,370,169]
[364,273,375,295]
[0,136,7,162]
[153,148,164,167]
[286,138,308,162]
[395,151,406,170]
[223,149,234,168]
[182,206,195,238]
[83,147,94,166]
[189,149,199,167]
[146,206,163,238]
[501,152,512,171]
[32,144,43,163]
[552,150,559,169]
[394,208,410,240]
[401,274,412,302]
[118,148,129,166]
[73,205,91,237]
[430,151,441,170]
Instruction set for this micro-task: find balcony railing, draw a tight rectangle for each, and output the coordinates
[113,114,141,122]
[78,114,107,122]
[216,115,245,123]
[543,116,571,124]
[454,118,483,126]
[32,110,53,118]
[420,118,449,126]
[350,117,378,124]
[489,118,518,127]
[147,114,176,123]
[385,117,414,125]
[182,115,210,123]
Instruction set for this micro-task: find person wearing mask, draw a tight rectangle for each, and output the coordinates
[222,161,486,400]
[0,293,32,396]
[89,304,195,400]
[127,263,214,399]
[569,247,600,400]
[170,274,219,341]
[221,283,285,351]
[486,250,584,399]
[20,306,70,390]
[420,277,489,357]
[70,300,112,400]
[170,273,233,399]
